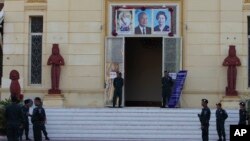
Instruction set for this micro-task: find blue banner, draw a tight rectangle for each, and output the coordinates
[168,70,187,108]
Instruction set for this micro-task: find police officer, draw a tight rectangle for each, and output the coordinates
[215,103,228,141]
[31,97,46,141]
[20,99,33,141]
[113,72,124,108]
[5,95,24,141]
[198,99,211,141]
[161,70,173,108]
[41,102,50,140]
[238,102,248,125]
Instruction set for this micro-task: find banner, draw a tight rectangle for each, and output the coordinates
[168,70,187,108]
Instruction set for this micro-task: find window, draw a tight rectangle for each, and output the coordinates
[29,16,43,84]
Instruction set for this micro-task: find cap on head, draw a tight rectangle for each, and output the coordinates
[24,99,31,104]
[202,99,208,104]
[34,97,41,102]
[216,102,221,106]
[239,102,245,106]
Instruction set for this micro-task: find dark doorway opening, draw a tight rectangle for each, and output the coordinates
[125,37,162,107]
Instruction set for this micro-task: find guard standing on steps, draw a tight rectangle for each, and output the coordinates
[113,72,124,108]
[32,97,46,141]
[238,102,248,125]
[198,99,211,141]
[20,99,33,141]
[161,70,173,108]
[215,103,228,141]
[41,102,50,140]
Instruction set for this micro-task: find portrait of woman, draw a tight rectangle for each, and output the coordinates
[153,10,171,33]
[117,10,133,34]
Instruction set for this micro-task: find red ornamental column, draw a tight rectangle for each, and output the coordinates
[222,45,241,96]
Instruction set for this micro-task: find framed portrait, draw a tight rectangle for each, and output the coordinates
[134,9,152,35]
[116,9,134,34]
[153,9,171,33]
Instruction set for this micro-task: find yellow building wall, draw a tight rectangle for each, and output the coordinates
[1,0,105,107]
[0,0,249,108]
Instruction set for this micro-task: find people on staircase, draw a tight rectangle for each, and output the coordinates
[112,72,124,108]
[31,97,49,141]
[238,102,249,125]
[20,99,33,141]
[161,70,173,108]
[215,103,228,141]
[198,99,211,141]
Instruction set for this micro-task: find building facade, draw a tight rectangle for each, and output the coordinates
[0,0,249,108]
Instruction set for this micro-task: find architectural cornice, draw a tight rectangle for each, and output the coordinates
[24,2,47,10]
[26,0,47,3]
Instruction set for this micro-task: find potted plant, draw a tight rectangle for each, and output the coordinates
[0,98,11,135]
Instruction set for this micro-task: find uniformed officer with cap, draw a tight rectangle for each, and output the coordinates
[31,97,46,141]
[198,99,211,141]
[215,102,228,141]
[161,70,173,108]
[113,72,124,108]
[238,102,248,125]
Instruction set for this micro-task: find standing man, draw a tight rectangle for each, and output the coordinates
[32,97,46,141]
[134,11,151,34]
[198,99,211,141]
[41,102,50,140]
[20,99,33,141]
[161,70,173,108]
[215,103,228,141]
[5,95,24,141]
[238,102,248,125]
[113,72,124,108]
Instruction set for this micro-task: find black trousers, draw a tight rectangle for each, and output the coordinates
[19,122,29,140]
[162,88,171,107]
[113,89,122,107]
[216,121,225,140]
[6,125,19,141]
[202,125,209,141]
[41,124,48,137]
[33,124,42,141]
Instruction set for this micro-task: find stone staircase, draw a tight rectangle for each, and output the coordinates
[2,108,239,141]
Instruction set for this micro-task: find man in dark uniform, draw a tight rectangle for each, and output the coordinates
[238,102,248,125]
[5,95,24,141]
[113,72,124,108]
[31,97,46,141]
[161,70,173,108]
[20,99,33,141]
[198,99,211,141]
[41,102,50,140]
[215,103,228,141]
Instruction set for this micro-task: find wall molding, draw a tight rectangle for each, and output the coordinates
[24,3,47,10]
[26,0,47,3]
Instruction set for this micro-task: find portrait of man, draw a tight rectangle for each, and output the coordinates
[153,9,171,33]
[134,9,152,34]
[116,9,133,34]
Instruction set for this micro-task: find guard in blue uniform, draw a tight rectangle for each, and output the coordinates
[161,70,173,108]
[238,102,248,125]
[31,97,46,141]
[198,99,211,141]
[113,72,124,108]
[20,99,33,141]
[215,103,228,141]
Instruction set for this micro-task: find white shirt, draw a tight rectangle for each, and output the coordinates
[139,26,146,34]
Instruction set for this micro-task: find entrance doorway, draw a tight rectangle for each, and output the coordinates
[125,37,162,107]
